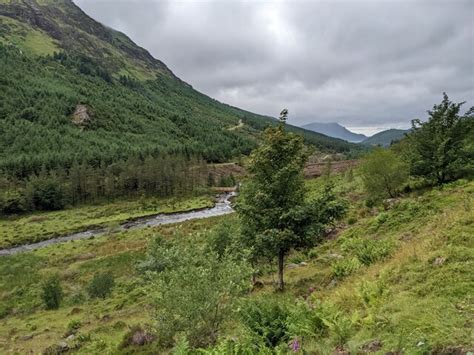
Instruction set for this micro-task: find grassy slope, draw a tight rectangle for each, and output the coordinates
[0,177,472,353]
[0,193,214,249]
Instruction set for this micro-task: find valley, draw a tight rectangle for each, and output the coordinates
[0,0,472,354]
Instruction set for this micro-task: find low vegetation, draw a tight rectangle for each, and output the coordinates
[1,176,471,354]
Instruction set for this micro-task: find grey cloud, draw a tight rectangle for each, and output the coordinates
[75,0,473,132]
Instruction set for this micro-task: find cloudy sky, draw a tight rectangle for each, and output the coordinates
[75,0,473,135]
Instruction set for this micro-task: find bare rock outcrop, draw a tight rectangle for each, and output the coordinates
[71,104,91,126]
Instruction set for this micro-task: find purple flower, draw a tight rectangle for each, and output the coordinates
[290,337,300,352]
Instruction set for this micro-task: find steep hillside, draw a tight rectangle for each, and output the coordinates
[302,122,367,142]
[0,0,362,179]
[362,128,410,146]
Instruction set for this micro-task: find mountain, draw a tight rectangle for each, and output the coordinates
[0,0,363,178]
[362,128,410,146]
[301,122,367,142]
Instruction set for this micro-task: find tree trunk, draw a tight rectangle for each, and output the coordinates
[277,250,285,292]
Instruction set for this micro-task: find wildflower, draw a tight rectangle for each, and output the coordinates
[290,337,300,352]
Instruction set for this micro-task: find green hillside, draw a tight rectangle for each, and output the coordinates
[362,128,410,147]
[0,0,361,179]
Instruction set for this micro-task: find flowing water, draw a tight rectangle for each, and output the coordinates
[0,192,235,256]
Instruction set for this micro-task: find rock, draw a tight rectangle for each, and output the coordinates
[362,339,383,352]
[131,330,154,346]
[299,261,308,266]
[287,263,299,269]
[66,334,75,342]
[71,104,92,126]
[121,327,155,347]
[58,341,69,351]
[20,334,34,341]
[327,253,344,259]
[432,257,446,266]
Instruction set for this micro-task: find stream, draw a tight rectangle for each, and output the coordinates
[0,192,235,256]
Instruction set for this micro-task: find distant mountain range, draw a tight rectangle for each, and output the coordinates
[301,122,367,143]
[302,122,410,146]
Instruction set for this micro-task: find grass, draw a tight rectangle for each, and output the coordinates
[0,16,59,55]
[0,177,472,353]
[0,193,214,249]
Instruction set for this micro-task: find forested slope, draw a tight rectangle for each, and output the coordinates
[0,0,362,179]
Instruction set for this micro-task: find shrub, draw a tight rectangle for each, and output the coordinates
[239,298,291,348]
[207,223,239,259]
[359,148,408,200]
[87,272,115,299]
[0,190,27,214]
[142,236,252,348]
[331,257,361,279]
[41,274,63,310]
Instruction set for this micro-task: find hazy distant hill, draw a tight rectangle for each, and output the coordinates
[302,122,367,142]
[362,128,410,146]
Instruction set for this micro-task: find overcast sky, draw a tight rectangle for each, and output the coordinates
[75,0,473,135]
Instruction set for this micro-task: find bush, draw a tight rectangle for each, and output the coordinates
[142,236,252,348]
[87,272,115,299]
[359,148,408,200]
[331,257,361,279]
[239,298,291,348]
[41,274,63,310]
